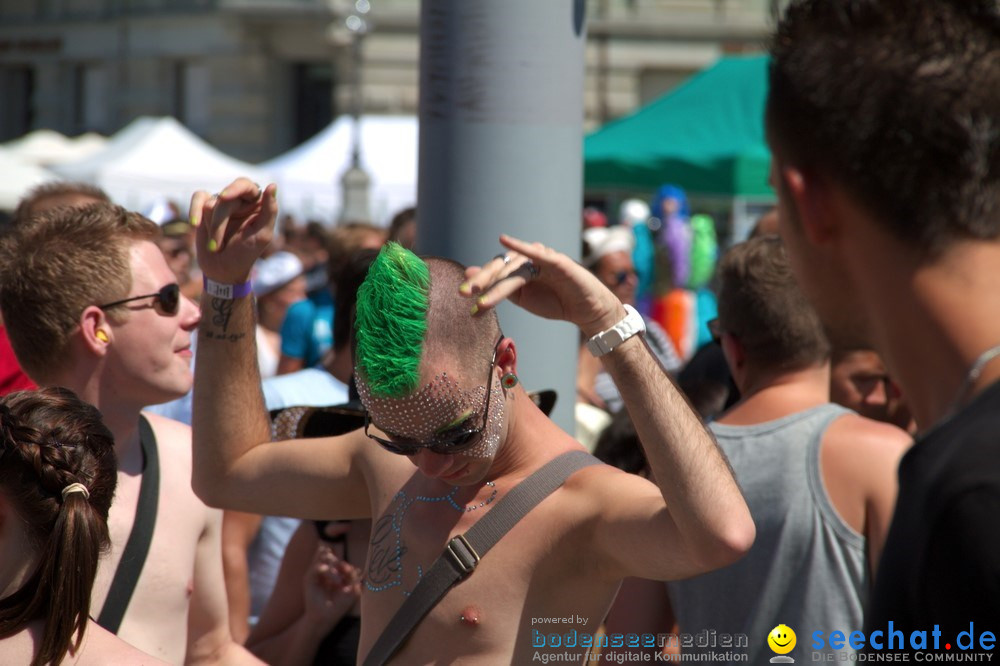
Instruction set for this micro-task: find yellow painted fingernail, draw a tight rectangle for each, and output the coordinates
[218,189,227,198]
[470,303,479,315]
[459,282,470,293]
[190,213,199,227]
[208,239,218,252]
[271,185,278,198]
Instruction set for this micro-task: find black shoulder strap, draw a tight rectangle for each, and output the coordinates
[97,415,160,634]
[362,450,600,666]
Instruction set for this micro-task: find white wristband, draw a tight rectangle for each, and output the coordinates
[586,304,646,357]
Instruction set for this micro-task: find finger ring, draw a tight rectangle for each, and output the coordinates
[494,253,511,265]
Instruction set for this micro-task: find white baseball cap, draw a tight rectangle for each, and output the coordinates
[252,252,304,297]
[582,226,635,268]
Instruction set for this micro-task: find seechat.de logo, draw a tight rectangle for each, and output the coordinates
[769,624,797,663]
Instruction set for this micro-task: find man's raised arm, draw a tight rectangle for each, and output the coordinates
[463,235,755,578]
[189,179,372,521]
[189,178,278,509]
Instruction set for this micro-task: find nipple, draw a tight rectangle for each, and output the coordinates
[459,606,481,627]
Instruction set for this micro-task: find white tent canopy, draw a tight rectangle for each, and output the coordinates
[0,148,59,212]
[259,115,418,225]
[3,129,107,167]
[72,132,108,158]
[54,117,266,212]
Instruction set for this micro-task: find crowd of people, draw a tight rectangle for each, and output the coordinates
[0,0,995,664]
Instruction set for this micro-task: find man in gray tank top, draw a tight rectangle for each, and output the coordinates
[603,237,910,664]
[675,236,912,662]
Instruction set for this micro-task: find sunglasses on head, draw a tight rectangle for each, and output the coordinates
[97,283,181,317]
[364,336,503,456]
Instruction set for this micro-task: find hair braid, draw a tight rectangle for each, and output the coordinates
[0,388,117,666]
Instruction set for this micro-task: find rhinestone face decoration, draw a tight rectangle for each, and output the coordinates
[357,372,506,459]
[358,372,485,441]
[463,375,504,459]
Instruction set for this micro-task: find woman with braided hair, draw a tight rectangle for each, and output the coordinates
[0,387,166,665]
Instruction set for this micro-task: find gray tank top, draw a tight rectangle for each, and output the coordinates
[667,404,866,664]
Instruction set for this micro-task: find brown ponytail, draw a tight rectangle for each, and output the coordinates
[0,387,117,666]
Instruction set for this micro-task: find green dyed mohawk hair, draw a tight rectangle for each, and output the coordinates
[354,242,431,398]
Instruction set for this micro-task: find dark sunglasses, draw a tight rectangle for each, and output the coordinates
[97,283,181,317]
[365,336,503,456]
[613,269,636,287]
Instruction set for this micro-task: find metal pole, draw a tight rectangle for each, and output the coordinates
[417,0,587,433]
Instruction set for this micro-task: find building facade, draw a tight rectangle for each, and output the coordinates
[0,0,778,162]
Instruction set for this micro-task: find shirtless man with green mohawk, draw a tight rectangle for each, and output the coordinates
[189,178,754,665]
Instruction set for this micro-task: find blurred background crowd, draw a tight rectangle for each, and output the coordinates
[1,0,988,664]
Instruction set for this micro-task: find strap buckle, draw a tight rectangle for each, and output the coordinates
[445,535,480,576]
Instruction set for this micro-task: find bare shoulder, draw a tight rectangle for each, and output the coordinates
[140,411,193,461]
[75,621,171,665]
[0,622,169,665]
[558,459,662,521]
[823,412,912,471]
[139,410,220,523]
[562,457,631,491]
[139,411,198,483]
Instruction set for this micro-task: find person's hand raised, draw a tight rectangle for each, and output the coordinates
[190,177,278,284]
[461,234,626,337]
[302,526,361,631]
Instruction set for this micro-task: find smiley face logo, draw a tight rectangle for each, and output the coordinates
[768,624,797,655]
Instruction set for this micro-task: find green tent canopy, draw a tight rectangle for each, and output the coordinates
[584,54,773,197]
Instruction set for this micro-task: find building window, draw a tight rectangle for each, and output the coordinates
[0,65,35,141]
[638,68,693,106]
[173,61,210,134]
[292,62,335,145]
[70,63,112,134]
[73,64,85,130]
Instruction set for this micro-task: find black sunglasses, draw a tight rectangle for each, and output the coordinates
[365,336,504,456]
[97,283,181,317]
[613,269,636,287]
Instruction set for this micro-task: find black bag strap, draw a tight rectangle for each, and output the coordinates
[97,415,160,634]
[362,450,600,666]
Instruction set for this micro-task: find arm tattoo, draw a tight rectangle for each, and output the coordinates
[210,297,234,331]
[202,297,248,343]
